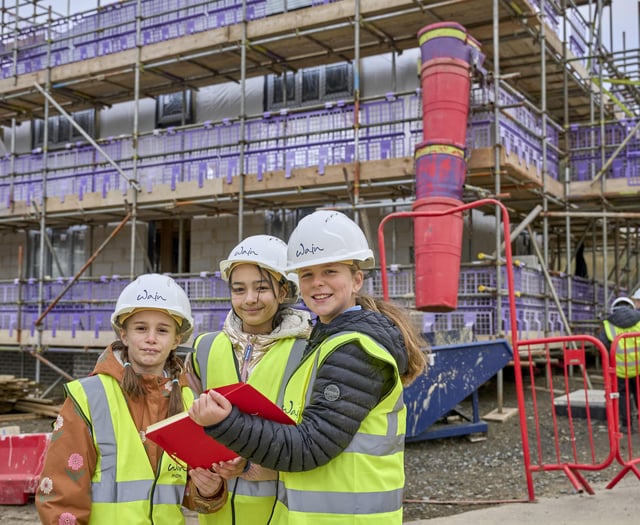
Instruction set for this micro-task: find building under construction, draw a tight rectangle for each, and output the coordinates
[0,0,638,393]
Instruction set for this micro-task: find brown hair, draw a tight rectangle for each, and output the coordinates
[356,294,428,386]
[114,340,186,417]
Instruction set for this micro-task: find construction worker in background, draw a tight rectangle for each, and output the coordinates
[598,295,640,433]
[189,210,428,524]
[36,274,226,525]
[187,235,311,525]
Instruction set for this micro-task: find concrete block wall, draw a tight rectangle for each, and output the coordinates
[190,213,266,273]
[361,207,414,266]
[1,349,104,402]
[0,222,149,283]
[0,231,27,280]
[88,223,148,277]
[72,352,103,378]
[0,350,75,401]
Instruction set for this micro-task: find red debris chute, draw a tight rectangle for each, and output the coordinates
[414,22,484,311]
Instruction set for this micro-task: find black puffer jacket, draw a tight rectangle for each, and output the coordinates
[597,306,640,348]
[202,308,409,472]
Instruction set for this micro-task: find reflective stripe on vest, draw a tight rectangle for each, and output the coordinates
[343,394,405,456]
[286,486,403,515]
[603,320,640,378]
[192,331,222,389]
[276,331,405,525]
[65,375,192,524]
[194,331,306,525]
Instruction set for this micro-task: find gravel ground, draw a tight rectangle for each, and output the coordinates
[403,373,623,522]
[0,373,626,523]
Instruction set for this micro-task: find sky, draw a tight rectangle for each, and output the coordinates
[591,1,639,53]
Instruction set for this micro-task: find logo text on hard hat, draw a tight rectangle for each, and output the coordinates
[295,243,324,258]
[234,246,259,257]
[136,289,167,302]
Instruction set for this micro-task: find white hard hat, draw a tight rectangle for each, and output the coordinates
[611,296,635,312]
[633,289,640,300]
[111,273,194,343]
[286,210,374,272]
[220,235,298,301]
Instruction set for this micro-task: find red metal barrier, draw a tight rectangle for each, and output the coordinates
[0,432,51,505]
[606,332,640,488]
[378,199,626,501]
[514,336,617,495]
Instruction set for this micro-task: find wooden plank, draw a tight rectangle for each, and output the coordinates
[14,401,61,418]
[0,413,38,423]
[21,397,54,405]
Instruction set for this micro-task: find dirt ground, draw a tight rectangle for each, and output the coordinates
[0,373,633,523]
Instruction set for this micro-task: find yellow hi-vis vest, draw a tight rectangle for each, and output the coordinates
[272,331,405,525]
[604,320,640,378]
[191,331,306,525]
[65,374,194,525]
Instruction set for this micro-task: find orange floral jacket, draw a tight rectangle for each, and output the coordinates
[35,345,227,525]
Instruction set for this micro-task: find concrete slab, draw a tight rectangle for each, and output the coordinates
[406,476,640,525]
[482,406,519,422]
[553,388,607,420]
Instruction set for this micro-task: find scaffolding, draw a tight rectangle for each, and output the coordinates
[0,0,639,387]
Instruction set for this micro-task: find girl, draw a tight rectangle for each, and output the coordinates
[36,274,226,525]
[188,235,311,524]
[189,211,427,524]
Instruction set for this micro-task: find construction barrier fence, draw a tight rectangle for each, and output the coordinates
[378,198,639,501]
[513,335,618,497]
[607,332,640,488]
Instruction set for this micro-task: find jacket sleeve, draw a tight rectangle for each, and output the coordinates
[35,397,97,525]
[203,342,394,472]
[183,478,228,513]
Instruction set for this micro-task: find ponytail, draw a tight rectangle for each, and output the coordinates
[356,294,428,386]
[116,340,146,398]
[165,350,187,417]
